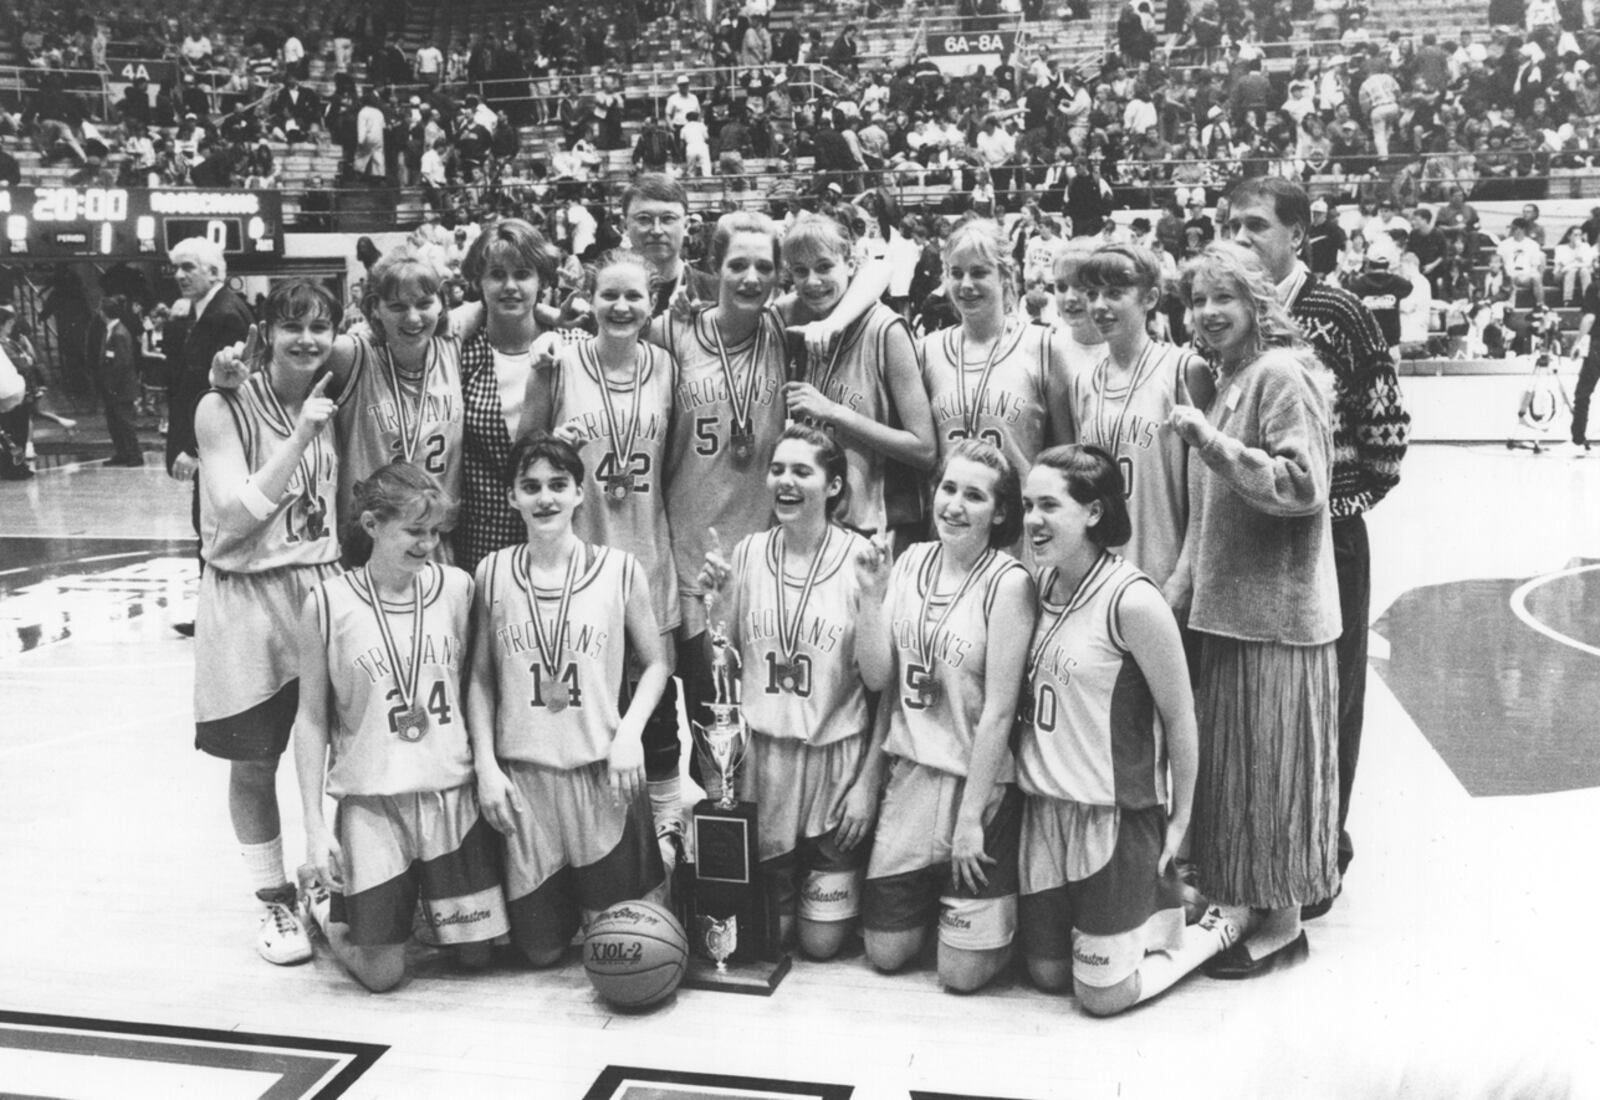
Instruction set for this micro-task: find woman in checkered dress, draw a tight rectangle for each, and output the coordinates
[454,219,583,574]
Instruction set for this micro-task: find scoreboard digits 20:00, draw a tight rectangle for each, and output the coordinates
[0,188,283,258]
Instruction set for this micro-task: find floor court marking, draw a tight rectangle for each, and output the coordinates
[0,1009,386,1100]
[1509,563,1600,659]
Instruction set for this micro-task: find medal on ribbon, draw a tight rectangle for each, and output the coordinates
[256,375,328,541]
[589,343,643,506]
[773,528,832,695]
[709,314,766,469]
[1089,340,1161,456]
[356,567,429,741]
[955,327,1008,441]
[520,542,582,714]
[1024,552,1116,722]
[303,494,327,540]
[381,345,433,466]
[910,545,996,710]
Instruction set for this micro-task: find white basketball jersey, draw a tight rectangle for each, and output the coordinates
[316,563,474,797]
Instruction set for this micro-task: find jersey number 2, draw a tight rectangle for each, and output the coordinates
[385,681,452,737]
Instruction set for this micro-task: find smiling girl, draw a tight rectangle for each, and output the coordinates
[854,439,1035,992]
[655,212,790,712]
[1071,244,1213,599]
[467,432,670,965]
[698,425,881,958]
[1016,445,1233,1016]
[1168,242,1339,979]
[212,242,483,562]
[519,250,685,863]
[456,220,582,573]
[293,462,508,991]
[192,280,343,967]
[778,213,936,537]
[920,218,1075,494]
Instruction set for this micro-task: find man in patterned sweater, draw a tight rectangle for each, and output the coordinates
[1225,177,1410,919]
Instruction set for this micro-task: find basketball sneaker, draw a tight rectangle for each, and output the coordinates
[256,885,313,966]
[296,866,331,942]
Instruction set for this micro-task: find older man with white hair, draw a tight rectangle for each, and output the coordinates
[165,236,254,625]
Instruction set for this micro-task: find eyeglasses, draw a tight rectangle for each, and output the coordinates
[629,212,683,230]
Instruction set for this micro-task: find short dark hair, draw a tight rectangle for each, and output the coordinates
[621,173,689,216]
[1032,444,1133,548]
[460,217,560,289]
[505,430,585,489]
[1228,176,1312,234]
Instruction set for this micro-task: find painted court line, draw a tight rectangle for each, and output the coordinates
[1510,564,1600,659]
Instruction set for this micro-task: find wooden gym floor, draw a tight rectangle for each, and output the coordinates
[1,444,1598,1100]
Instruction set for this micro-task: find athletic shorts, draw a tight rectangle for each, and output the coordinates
[329,784,509,948]
[1017,799,1184,989]
[743,732,870,923]
[194,562,340,760]
[502,760,665,957]
[863,757,1021,952]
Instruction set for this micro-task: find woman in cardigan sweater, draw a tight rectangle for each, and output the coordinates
[454,220,578,573]
[1166,242,1341,979]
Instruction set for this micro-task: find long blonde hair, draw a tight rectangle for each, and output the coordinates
[1178,241,1304,363]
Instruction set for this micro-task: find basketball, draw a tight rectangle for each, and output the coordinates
[583,900,689,1009]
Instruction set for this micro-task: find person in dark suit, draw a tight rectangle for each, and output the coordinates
[165,237,254,630]
[94,294,144,466]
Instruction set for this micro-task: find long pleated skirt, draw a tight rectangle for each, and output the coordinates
[1190,634,1341,910]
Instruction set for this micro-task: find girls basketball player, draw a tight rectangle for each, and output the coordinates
[293,463,509,991]
[655,212,789,790]
[1016,446,1233,1016]
[1051,238,1107,362]
[518,250,685,864]
[855,440,1035,992]
[212,242,481,559]
[1072,244,1213,597]
[778,213,937,537]
[697,425,879,959]
[468,432,669,966]
[920,218,1075,486]
[192,281,342,965]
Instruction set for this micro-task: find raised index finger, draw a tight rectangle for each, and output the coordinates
[309,371,334,397]
[241,323,262,360]
[707,526,724,560]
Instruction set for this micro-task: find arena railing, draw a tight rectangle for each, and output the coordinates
[271,154,1572,232]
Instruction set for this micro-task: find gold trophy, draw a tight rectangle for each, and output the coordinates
[681,613,790,994]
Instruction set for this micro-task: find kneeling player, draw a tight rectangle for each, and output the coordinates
[854,440,1036,993]
[698,425,880,958]
[294,462,509,991]
[469,433,669,966]
[1017,446,1235,1016]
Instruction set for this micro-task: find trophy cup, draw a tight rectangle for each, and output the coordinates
[681,617,791,995]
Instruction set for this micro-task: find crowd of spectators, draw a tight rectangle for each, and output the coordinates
[0,0,1593,345]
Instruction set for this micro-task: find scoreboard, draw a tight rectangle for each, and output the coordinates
[0,188,283,259]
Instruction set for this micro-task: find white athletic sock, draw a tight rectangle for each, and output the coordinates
[647,776,681,828]
[1135,923,1233,1004]
[241,837,290,897]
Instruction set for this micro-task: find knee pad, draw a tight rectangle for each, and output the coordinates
[938,893,1017,952]
[798,868,861,923]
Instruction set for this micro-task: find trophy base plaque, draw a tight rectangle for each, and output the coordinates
[681,952,792,995]
[685,796,790,995]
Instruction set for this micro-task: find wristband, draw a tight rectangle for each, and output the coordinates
[237,477,280,520]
